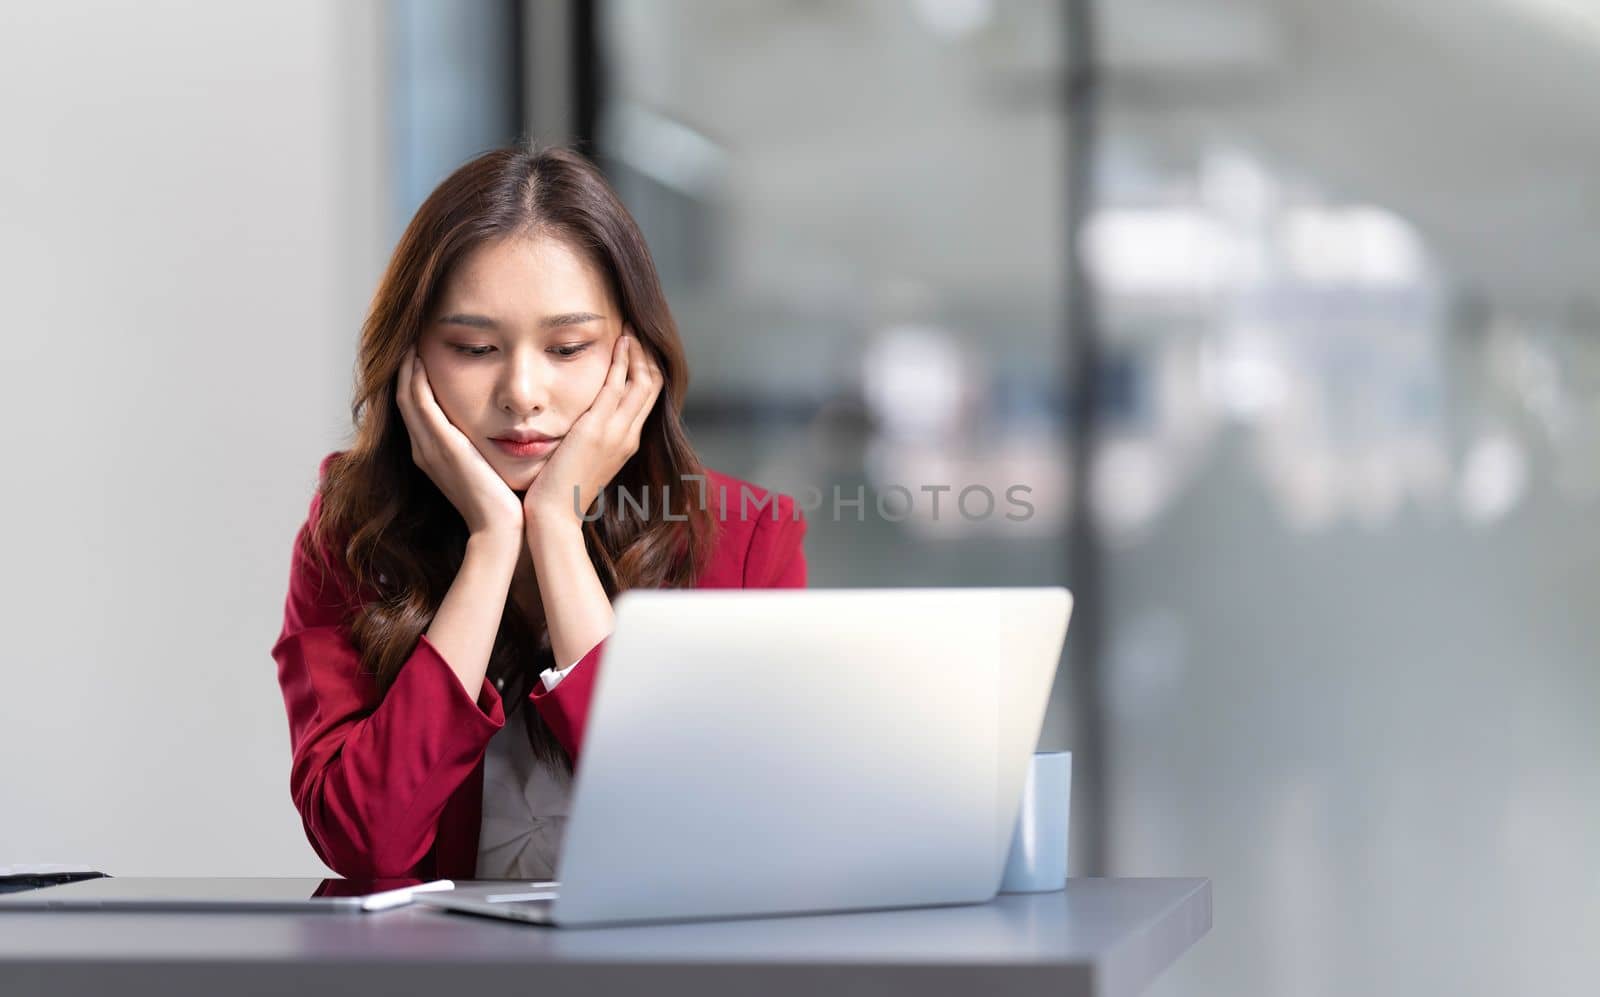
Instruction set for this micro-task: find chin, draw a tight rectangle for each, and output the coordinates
[498,467,542,492]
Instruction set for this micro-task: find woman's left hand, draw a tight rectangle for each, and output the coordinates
[523,330,662,530]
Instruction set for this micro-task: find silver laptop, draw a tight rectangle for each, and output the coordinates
[418,586,1073,928]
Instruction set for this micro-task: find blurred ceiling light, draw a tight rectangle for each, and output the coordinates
[860,323,971,440]
[1092,437,1175,543]
[1199,329,1289,419]
[1458,429,1529,526]
[1081,207,1232,297]
[909,0,995,40]
[861,439,953,531]
[1200,146,1274,222]
[1281,206,1426,287]
[601,102,727,197]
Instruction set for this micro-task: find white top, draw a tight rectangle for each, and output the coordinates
[475,657,583,880]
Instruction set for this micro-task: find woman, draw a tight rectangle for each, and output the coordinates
[272,144,807,881]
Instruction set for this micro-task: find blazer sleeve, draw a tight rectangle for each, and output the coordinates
[529,495,809,767]
[272,488,507,878]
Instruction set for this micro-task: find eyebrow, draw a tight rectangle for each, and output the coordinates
[435,311,606,330]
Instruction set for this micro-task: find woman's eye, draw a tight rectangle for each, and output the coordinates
[448,343,589,359]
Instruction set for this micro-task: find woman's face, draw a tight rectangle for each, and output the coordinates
[418,233,624,493]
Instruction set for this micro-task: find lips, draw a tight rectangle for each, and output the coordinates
[491,436,559,459]
[491,432,557,443]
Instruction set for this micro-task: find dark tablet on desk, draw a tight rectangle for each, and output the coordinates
[0,877,428,911]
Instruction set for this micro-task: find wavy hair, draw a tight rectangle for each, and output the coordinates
[305,143,715,773]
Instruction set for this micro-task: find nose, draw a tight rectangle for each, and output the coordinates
[496,346,550,418]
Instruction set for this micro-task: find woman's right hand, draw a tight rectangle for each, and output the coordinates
[395,347,524,541]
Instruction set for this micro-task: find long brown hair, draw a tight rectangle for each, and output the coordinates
[306,143,715,773]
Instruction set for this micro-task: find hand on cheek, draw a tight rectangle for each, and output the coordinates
[522,332,663,529]
[395,349,525,540]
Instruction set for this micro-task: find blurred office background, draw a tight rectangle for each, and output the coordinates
[1,1,1596,994]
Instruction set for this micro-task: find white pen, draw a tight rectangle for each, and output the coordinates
[360,878,456,912]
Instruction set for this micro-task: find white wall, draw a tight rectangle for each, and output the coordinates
[0,0,387,875]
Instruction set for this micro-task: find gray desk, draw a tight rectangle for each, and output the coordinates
[0,877,1210,997]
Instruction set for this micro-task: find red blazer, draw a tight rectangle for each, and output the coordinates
[273,451,808,879]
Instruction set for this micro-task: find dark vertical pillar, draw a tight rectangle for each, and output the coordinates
[571,0,603,158]
[507,0,527,141]
[1063,0,1107,876]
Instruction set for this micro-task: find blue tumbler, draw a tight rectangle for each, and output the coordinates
[999,751,1072,893]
